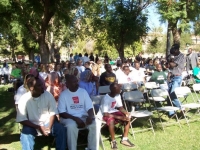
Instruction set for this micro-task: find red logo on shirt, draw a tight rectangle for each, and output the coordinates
[111,101,116,108]
[72,96,79,104]
[127,77,131,81]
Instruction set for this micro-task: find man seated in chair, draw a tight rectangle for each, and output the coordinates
[58,75,100,150]
[97,83,135,149]
[16,76,66,150]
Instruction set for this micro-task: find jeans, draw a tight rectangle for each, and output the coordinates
[20,120,66,150]
[168,76,182,115]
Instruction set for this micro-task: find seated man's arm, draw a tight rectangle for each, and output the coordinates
[58,93,85,128]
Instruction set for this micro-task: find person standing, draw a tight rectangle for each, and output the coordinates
[89,53,95,62]
[186,48,198,72]
[167,44,185,116]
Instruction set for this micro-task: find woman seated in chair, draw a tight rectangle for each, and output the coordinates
[97,83,135,149]
[193,61,200,83]
[79,70,99,96]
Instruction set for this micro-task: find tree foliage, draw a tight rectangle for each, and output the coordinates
[156,0,200,45]
[80,0,151,59]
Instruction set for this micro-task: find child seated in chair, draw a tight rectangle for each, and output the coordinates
[97,82,135,149]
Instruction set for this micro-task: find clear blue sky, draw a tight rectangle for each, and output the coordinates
[147,5,167,33]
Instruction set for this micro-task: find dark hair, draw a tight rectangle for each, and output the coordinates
[170,44,180,54]
[26,77,36,89]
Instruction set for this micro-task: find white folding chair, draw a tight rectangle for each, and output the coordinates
[121,83,138,92]
[150,89,181,131]
[174,86,200,125]
[122,90,155,138]
[98,86,110,95]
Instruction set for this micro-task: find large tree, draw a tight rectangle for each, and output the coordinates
[0,0,79,63]
[156,0,200,55]
[81,0,151,59]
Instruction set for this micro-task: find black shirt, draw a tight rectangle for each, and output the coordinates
[99,72,116,86]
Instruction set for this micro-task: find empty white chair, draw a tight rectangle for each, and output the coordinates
[150,89,181,130]
[174,86,200,125]
[121,83,138,92]
[123,90,155,138]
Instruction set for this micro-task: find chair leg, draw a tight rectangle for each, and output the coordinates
[99,134,105,150]
[157,111,165,132]
[174,113,181,128]
[130,119,136,139]
[149,118,155,135]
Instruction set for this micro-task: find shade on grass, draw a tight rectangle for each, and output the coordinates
[0,84,200,150]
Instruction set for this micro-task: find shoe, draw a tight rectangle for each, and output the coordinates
[110,140,118,150]
[120,139,135,147]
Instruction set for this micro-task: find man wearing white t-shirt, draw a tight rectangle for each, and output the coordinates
[98,83,135,149]
[16,77,66,150]
[132,62,146,85]
[58,75,100,150]
[117,66,134,84]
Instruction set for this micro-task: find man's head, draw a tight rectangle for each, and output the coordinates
[77,59,82,66]
[188,48,192,54]
[84,61,90,69]
[155,64,162,72]
[27,77,44,98]
[65,75,79,92]
[110,83,121,95]
[170,44,180,56]
[123,66,130,75]
[105,64,112,73]
[134,62,140,70]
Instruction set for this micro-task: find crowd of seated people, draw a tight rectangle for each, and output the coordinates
[13,49,200,150]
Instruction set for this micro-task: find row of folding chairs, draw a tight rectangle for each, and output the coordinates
[96,82,200,140]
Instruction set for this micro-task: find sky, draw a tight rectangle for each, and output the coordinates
[146,5,167,33]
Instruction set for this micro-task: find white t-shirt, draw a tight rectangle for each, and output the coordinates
[131,68,145,82]
[14,85,27,104]
[58,88,93,118]
[16,91,57,126]
[117,72,134,84]
[76,66,85,74]
[97,94,123,119]
[115,69,124,82]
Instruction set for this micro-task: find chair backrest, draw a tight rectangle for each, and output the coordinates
[90,95,104,105]
[193,84,200,92]
[98,86,110,95]
[123,90,144,102]
[174,86,191,96]
[145,82,158,89]
[150,89,169,97]
[121,83,137,91]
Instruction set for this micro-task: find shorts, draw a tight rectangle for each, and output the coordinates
[103,111,125,126]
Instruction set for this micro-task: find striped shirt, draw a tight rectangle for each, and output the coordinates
[171,52,185,75]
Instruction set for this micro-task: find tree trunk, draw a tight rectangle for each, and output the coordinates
[166,22,171,58]
[11,48,16,62]
[172,26,181,45]
[39,40,50,63]
[117,43,125,61]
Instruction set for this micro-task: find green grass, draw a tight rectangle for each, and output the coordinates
[0,84,200,150]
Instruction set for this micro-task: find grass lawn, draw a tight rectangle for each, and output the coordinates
[0,84,200,150]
